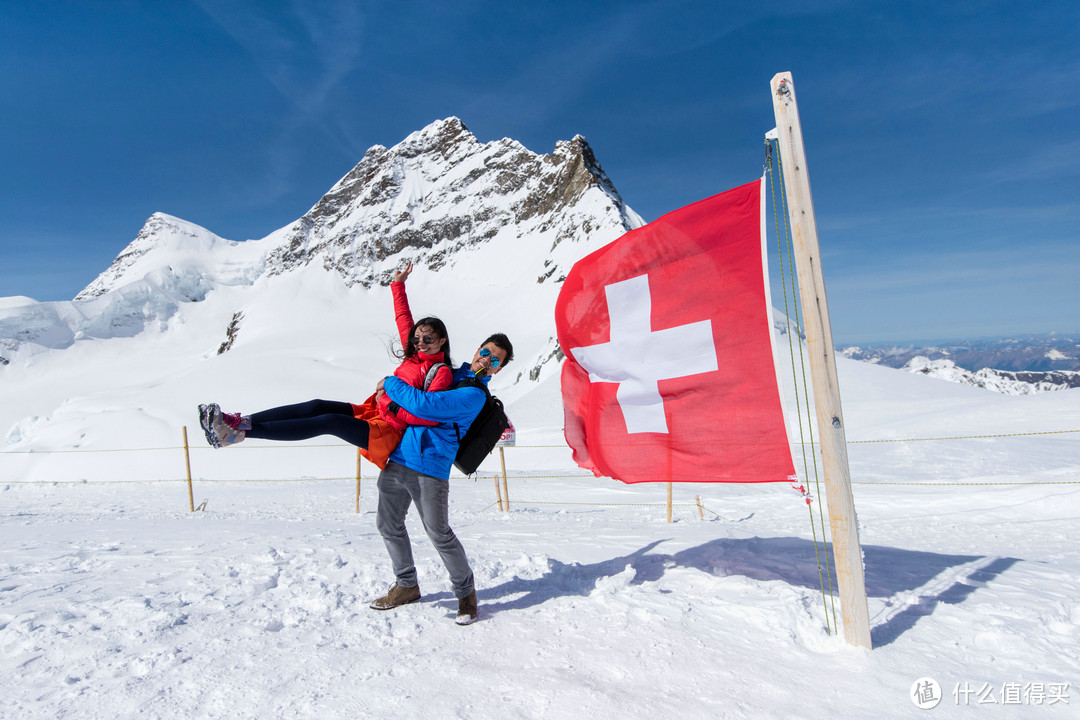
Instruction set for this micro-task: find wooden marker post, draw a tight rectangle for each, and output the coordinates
[498,447,510,511]
[182,426,194,512]
[770,72,872,649]
[355,448,362,514]
[666,483,673,523]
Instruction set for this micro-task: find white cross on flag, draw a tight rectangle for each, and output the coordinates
[555,179,795,484]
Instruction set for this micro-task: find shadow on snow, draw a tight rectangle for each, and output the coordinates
[452,536,1018,645]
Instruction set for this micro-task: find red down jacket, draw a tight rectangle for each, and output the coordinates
[374,281,453,430]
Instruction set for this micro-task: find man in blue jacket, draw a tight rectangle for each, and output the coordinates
[369,333,514,625]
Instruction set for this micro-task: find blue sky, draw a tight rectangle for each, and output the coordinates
[1,1,1077,344]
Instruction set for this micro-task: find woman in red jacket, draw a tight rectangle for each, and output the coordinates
[198,263,452,468]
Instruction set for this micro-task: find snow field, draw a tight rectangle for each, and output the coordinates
[3,451,1079,719]
[3,193,1079,717]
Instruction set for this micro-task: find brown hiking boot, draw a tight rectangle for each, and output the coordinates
[369,582,421,610]
[455,590,478,625]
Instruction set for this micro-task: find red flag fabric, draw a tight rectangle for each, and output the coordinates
[555,179,795,484]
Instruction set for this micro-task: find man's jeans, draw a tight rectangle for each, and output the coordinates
[376,461,475,599]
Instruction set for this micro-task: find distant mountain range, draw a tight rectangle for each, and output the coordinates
[839,335,1080,394]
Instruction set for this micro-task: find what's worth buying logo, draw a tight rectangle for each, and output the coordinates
[911,677,943,709]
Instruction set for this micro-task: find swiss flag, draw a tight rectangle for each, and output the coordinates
[555,179,795,483]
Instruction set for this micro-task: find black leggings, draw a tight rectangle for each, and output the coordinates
[246,399,370,448]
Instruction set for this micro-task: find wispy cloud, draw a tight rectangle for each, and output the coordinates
[964,138,1080,191]
[193,0,368,202]
[454,8,650,137]
[826,245,1080,295]
[820,198,1080,237]
[457,1,772,140]
[810,244,1080,342]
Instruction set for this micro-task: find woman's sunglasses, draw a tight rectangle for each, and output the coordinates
[411,334,439,346]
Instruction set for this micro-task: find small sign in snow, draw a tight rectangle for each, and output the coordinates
[496,419,516,447]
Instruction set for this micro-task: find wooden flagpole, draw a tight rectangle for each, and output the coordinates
[770,71,872,649]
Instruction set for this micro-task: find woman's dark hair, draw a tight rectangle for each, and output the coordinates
[482,332,514,366]
[399,315,451,366]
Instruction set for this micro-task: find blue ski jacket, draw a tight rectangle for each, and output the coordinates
[383,375,486,479]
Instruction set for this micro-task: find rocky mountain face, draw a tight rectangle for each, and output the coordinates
[264,117,639,289]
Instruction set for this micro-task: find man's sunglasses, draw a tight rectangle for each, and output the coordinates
[479,347,501,368]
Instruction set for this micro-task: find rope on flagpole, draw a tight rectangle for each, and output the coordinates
[767,137,838,634]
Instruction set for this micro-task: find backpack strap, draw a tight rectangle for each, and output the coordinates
[451,376,490,396]
[423,362,448,391]
[450,377,490,439]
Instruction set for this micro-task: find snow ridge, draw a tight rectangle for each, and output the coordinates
[903,356,1080,394]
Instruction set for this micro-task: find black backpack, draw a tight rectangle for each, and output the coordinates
[452,379,511,476]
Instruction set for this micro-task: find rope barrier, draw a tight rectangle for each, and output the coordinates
[488,500,702,508]
[2,428,1077,456]
[480,498,728,517]
[847,429,1080,444]
[0,442,353,454]
[5,473,1075,487]
[1,476,359,485]
[852,480,1080,486]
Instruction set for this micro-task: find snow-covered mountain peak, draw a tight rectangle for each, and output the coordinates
[396,115,474,158]
[263,116,643,288]
[75,212,254,301]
